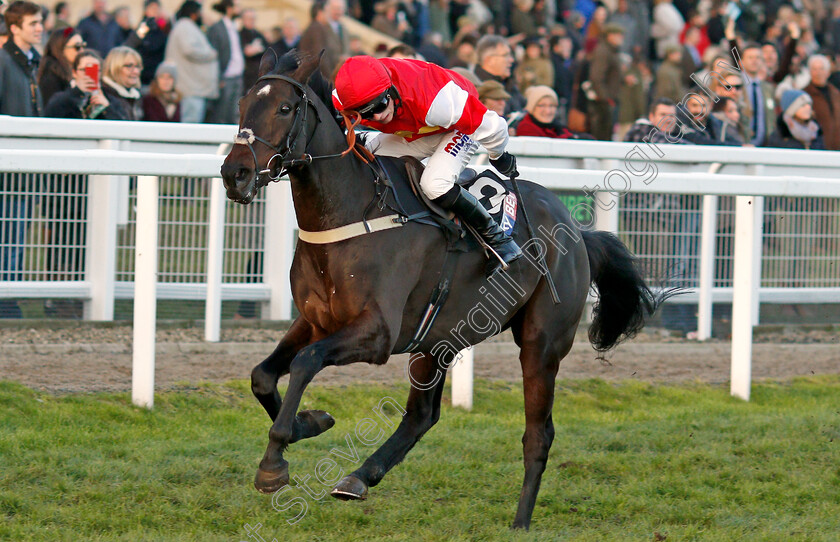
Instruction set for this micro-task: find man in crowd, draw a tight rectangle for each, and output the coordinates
[588,23,624,140]
[0,1,43,318]
[472,35,525,115]
[740,42,776,147]
[803,54,840,151]
[299,0,345,79]
[239,8,267,92]
[75,0,119,56]
[165,0,218,123]
[270,16,300,58]
[624,97,680,144]
[207,0,244,124]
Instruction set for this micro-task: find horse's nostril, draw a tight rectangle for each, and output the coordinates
[236,167,251,181]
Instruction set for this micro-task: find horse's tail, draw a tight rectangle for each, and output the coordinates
[582,230,675,352]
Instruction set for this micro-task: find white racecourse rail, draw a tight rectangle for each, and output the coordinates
[3,117,840,406]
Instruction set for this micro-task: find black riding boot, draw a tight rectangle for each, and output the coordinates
[433,185,522,276]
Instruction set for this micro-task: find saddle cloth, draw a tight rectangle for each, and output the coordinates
[376,156,519,239]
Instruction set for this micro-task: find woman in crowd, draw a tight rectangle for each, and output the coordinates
[709,96,744,145]
[38,27,84,106]
[765,89,824,150]
[515,85,581,139]
[44,49,120,120]
[102,46,144,121]
[142,62,181,122]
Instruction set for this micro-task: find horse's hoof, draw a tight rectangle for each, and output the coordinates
[292,410,336,442]
[331,475,368,501]
[254,460,289,494]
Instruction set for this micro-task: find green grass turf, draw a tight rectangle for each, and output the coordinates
[1,377,838,541]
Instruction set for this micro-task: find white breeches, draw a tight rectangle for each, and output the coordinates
[364,130,480,200]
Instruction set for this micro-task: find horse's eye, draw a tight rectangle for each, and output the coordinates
[279,104,293,115]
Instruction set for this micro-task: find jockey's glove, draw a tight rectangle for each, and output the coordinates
[490,152,519,179]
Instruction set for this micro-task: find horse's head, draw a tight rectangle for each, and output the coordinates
[221,50,323,204]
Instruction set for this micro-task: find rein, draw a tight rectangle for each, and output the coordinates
[234,74,374,187]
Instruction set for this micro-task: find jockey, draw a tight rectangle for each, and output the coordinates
[332,55,522,276]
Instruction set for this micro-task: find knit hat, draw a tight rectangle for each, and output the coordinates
[478,80,511,101]
[781,89,812,118]
[524,85,558,114]
[155,62,178,82]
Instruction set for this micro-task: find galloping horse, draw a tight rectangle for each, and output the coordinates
[221,51,667,529]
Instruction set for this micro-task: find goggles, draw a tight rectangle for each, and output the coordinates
[356,91,391,120]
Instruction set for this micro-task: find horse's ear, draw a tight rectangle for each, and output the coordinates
[258,48,279,78]
[292,50,324,83]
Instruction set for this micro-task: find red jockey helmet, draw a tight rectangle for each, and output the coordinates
[332,56,393,112]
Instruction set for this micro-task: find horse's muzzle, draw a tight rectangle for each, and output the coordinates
[221,162,257,205]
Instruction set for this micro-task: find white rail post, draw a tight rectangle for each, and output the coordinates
[697,194,718,340]
[751,195,764,326]
[204,176,226,342]
[593,159,619,234]
[84,140,120,320]
[264,180,294,320]
[132,176,159,409]
[451,348,474,410]
[730,195,756,401]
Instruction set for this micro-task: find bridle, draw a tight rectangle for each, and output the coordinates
[234,73,363,189]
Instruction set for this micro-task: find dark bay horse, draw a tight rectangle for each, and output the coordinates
[221,51,666,529]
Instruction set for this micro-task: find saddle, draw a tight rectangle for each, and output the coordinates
[375,156,519,253]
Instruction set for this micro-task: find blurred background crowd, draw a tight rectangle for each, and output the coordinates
[3,0,840,150]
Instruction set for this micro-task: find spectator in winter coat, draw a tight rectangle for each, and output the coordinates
[588,23,623,140]
[37,27,83,107]
[515,37,554,94]
[765,89,825,150]
[624,97,682,144]
[651,0,684,60]
[803,54,840,151]
[655,44,686,103]
[516,86,579,139]
[477,79,510,118]
[142,62,180,122]
[206,0,245,124]
[472,35,526,115]
[0,0,44,318]
[44,48,120,119]
[709,96,744,145]
[0,0,43,116]
[239,8,267,92]
[75,0,120,56]
[101,45,142,120]
[165,0,218,123]
[123,0,170,88]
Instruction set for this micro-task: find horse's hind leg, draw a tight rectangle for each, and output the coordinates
[251,317,334,443]
[332,351,450,500]
[511,328,575,530]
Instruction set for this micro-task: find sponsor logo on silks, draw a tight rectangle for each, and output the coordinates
[500,192,517,235]
[444,131,474,157]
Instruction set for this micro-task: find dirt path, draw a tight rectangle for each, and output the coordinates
[1,338,837,394]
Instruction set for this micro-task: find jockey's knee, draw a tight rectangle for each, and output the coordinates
[420,175,456,200]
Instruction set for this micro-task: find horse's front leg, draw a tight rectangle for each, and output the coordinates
[254,309,392,493]
[251,317,335,445]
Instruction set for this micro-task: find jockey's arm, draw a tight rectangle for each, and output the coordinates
[423,81,510,159]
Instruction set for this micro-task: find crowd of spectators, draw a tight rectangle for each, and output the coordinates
[3,0,840,145]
